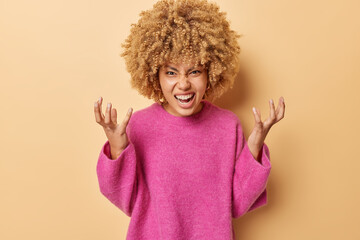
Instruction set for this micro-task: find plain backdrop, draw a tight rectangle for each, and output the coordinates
[1,0,360,239]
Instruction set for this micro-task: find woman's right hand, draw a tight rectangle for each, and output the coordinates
[94,96,133,160]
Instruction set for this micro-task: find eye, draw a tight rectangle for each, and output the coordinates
[166,71,176,75]
[190,70,201,75]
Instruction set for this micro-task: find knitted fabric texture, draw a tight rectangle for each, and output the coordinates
[96,100,271,240]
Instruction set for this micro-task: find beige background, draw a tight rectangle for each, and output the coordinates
[1,0,359,239]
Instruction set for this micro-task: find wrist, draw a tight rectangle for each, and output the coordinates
[247,143,262,162]
[109,145,125,160]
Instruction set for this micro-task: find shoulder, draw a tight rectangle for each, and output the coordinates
[125,103,157,141]
[128,103,157,126]
[127,103,162,133]
[205,101,240,125]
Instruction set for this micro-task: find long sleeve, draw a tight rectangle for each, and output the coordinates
[232,120,272,219]
[96,140,138,217]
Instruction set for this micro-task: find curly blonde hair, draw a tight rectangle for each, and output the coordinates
[121,0,241,104]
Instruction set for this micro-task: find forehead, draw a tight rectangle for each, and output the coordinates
[162,61,204,69]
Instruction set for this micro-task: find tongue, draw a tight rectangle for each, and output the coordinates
[179,98,191,103]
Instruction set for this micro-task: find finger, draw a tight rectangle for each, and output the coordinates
[94,101,103,125]
[104,102,112,124]
[276,97,285,120]
[120,107,133,132]
[269,99,276,122]
[252,107,262,123]
[111,107,118,125]
[98,96,105,119]
[275,97,282,116]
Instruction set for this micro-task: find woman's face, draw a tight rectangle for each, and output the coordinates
[158,62,208,117]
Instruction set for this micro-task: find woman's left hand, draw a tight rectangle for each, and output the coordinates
[247,96,285,160]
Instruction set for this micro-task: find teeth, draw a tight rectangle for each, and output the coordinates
[175,94,194,100]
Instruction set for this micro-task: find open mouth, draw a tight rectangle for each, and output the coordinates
[174,93,195,104]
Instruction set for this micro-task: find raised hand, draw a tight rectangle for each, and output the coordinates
[94,97,133,160]
[247,96,285,160]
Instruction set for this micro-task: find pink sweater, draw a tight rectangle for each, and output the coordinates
[96,100,271,240]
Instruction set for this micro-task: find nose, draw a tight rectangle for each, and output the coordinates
[177,75,191,90]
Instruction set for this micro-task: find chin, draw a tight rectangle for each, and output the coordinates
[174,99,202,116]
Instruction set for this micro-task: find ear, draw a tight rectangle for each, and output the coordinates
[206,82,210,90]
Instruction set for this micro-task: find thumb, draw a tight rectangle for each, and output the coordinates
[120,107,133,132]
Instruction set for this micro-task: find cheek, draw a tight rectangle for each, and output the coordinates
[196,77,208,92]
[159,78,175,93]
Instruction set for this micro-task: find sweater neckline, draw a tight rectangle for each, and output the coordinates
[151,100,212,126]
